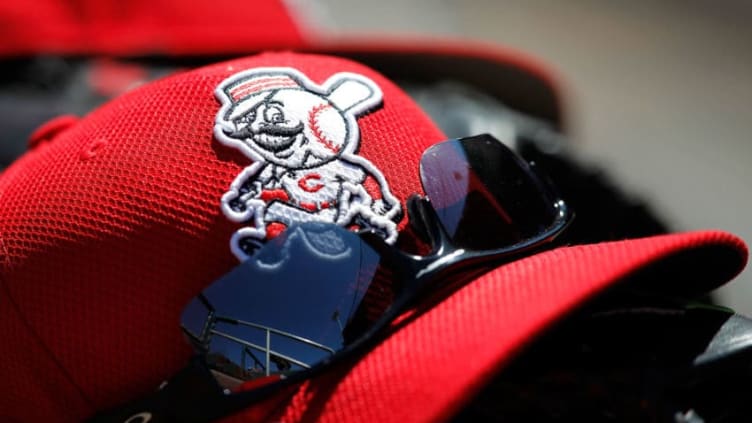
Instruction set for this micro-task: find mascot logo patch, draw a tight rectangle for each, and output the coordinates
[215,67,401,260]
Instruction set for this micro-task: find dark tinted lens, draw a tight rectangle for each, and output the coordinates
[180,223,398,391]
[420,135,560,250]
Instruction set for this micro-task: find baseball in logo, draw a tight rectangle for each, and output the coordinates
[214,67,402,260]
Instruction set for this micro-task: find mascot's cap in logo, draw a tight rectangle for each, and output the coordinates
[0,52,747,423]
[219,72,301,121]
[226,74,299,102]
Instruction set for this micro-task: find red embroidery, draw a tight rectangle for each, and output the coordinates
[299,201,335,211]
[266,222,287,239]
[300,202,317,211]
[230,76,297,101]
[298,173,324,193]
[260,189,289,202]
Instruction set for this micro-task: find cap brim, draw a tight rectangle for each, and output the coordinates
[242,230,747,422]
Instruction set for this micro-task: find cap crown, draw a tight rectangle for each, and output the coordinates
[0,52,445,420]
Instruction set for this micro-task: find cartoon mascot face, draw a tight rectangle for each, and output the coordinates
[215,68,380,169]
[214,67,402,260]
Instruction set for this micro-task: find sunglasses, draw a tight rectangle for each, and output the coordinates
[92,134,572,422]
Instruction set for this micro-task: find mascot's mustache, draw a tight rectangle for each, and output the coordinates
[226,121,304,139]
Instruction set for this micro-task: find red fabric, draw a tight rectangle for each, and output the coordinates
[0,0,307,56]
[0,277,91,423]
[225,230,745,423]
[0,52,445,422]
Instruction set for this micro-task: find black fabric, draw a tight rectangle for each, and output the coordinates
[452,301,752,422]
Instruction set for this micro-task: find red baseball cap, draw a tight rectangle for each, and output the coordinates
[0,52,747,423]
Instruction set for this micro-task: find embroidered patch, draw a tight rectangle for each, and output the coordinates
[214,67,402,260]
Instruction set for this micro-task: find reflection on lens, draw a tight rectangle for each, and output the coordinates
[420,135,559,251]
[180,223,396,391]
